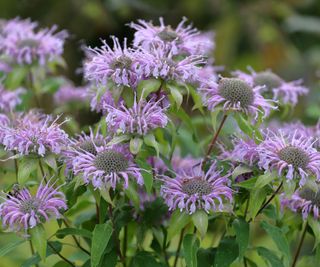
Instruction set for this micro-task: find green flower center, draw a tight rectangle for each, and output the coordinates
[111,55,132,69]
[79,140,104,155]
[20,198,40,214]
[181,177,212,196]
[278,146,309,169]
[299,187,320,206]
[157,28,179,42]
[253,71,282,91]
[218,78,254,108]
[94,150,128,174]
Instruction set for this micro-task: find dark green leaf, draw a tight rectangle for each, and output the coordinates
[130,251,163,267]
[197,248,215,267]
[257,247,284,267]
[183,234,200,267]
[55,227,92,239]
[214,237,238,267]
[233,218,249,260]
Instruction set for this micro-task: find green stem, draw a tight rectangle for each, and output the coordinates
[291,222,308,267]
[173,227,185,267]
[29,240,39,267]
[38,159,48,183]
[47,242,76,267]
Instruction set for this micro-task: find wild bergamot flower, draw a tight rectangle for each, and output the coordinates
[160,161,233,214]
[258,130,320,186]
[199,77,276,119]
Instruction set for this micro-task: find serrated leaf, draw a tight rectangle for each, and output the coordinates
[233,218,249,260]
[144,133,160,157]
[55,227,92,239]
[249,187,267,220]
[18,157,38,185]
[137,78,162,99]
[214,237,238,267]
[30,224,47,261]
[43,154,57,171]
[260,221,290,265]
[257,247,284,267]
[91,222,113,267]
[135,159,153,193]
[183,234,200,267]
[0,239,25,257]
[192,210,208,238]
[167,210,191,242]
[255,172,276,189]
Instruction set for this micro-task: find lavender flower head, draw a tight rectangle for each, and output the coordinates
[84,37,141,87]
[105,96,169,135]
[129,17,214,56]
[54,84,88,104]
[160,161,233,214]
[199,77,277,120]
[0,180,67,231]
[258,130,320,186]
[137,44,205,83]
[72,143,143,190]
[2,112,69,156]
[0,18,67,65]
[0,86,25,113]
[233,69,309,106]
[280,185,320,220]
[86,85,115,114]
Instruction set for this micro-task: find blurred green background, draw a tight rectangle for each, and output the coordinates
[1,0,320,122]
[0,0,320,266]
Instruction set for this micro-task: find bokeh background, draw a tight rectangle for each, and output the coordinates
[0,0,320,266]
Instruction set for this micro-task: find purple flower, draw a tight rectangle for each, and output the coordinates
[233,69,309,106]
[0,18,67,65]
[105,96,169,135]
[129,17,214,56]
[199,77,277,120]
[86,85,116,114]
[84,37,141,87]
[54,84,88,104]
[160,161,233,214]
[280,186,320,219]
[2,112,69,156]
[137,44,205,83]
[257,130,320,186]
[0,114,10,143]
[72,143,143,190]
[0,180,67,231]
[0,85,25,113]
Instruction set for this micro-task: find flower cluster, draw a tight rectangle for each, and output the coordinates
[54,83,88,104]
[0,85,25,113]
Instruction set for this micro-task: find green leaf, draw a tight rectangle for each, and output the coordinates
[43,154,57,171]
[233,218,249,260]
[308,218,320,248]
[91,222,113,267]
[99,248,118,267]
[121,86,135,107]
[18,157,38,185]
[183,234,200,267]
[107,135,131,146]
[232,165,252,181]
[125,182,140,209]
[144,133,160,157]
[137,78,161,99]
[248,187,268,220]
[197,248,216,267]
[234,114,253,138]
[192,210,208,238]
[55,227,92,239]
[131,251,163,267]
[130,137,143,155]
[0,239,25,257]
[257,247,284,267]
[135,159,153,194]
[30,224,47,261]
[283,179,296,196]
[214,237,239,267]
[167,210,191,242]
[5,66,27,89]
[235,176,258,190]
[255,172,276,189]
[168,84,183,108]
[260,221,290,265]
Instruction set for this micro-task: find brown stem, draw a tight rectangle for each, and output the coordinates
[173,227,185,267]
[29,240,39,267]
[14,158,18,183]
[95,202,100,224]
[38,159,48,183]
[248,181,283,223]
[291,222,307,267]
[202,114,228,167]
[48,242,75,267]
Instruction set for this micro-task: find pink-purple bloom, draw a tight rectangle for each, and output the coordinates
[72,143,143,190]
[1,112,69,156]
[0,86,25,113]
[0,180,67,231]
[199,77,276,119]
[84,37,141,87]
[54,84,88,104]
[105,96,169,135]
[280,186,320,219]
[258,130,320,186]
[0,18,67,65]
[86,85,116,114]
[233,69,309,106]
[160,161,232,214]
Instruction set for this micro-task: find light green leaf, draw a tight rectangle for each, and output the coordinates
[91,222,113,267]
[30,224,47,261]
[43,154,57,171]
[144,133,160,157]
[308,217,320,249]
[235,176,258,190]
[130,137,143,155]
[257,247,284,267]
[0,239,25,257]
[255,172,276,189]
[125,182,140,209]
[107,135,130,146]
[233,218,249,260]
[183,234,200,267]
[135,159,153,194]
[55,227,92,239]
[192,210,208,238]
[232,165,252,181]
[137,78,161,99]
[249,187,267,220]
[167,210,191,242]
[283,179,296,196]
[168,84,183,108]
[234,114,253,138]
[18,157,38,185]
